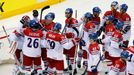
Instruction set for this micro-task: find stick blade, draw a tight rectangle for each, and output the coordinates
[41,5,50,11]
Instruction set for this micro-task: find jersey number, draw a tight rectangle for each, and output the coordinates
[27,38,39,48]
[47,40,55,49]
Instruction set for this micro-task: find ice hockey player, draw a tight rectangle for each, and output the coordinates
[92,7,101,31]
[63,8,79,72]
[97,21,125,74]
[20,20,43,75]
[32,10,39,23]
[108,50,127,75]
[41,22,80,75]
[108,20,124,64]
[118,4,131,48]
[97,21,124,66]
[40,12,55,71]
[9,15,30,75]
[77,12,95,69]
[102,1,119,25]
[14,15,31,62]
[119,40,134,75]
[97,15,116,60]
[40,12,55,31]
[87,33,100,75]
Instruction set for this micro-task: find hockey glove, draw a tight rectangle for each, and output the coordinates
[91,66,97,73]
[13,30,23,37]
[100,55,105,61]
[79,39,86,46]
[33,10,39,17]
[122,26,131,34]
[120,50,129,59]
[119,43,127,49]
[113,19,118,25]
[96,39,103,44]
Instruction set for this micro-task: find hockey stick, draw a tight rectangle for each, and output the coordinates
[2,26,21,66]
[75,10,77,19]
[9,41,17,54]
[10,42,31,74]
[72,44,78,75]
[63,10,79,75]
[81,50,89,75]
[81,66,88,75]
[62,18,73,74]
[2,26,14,48]
[96,55,104,68]
[61,23,67,34]
[2,26,10,44]
[40,5,50,22]
[39,5,50,31]
[72,10,79,75]
[82,55,104,75]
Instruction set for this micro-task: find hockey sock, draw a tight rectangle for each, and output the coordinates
[43,61,48,69]
[88,71,98,75]
[15,49,22,63]
[77,50,83,68]
[83,59,88,68]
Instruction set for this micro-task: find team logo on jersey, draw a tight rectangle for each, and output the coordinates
[0,2,4,12]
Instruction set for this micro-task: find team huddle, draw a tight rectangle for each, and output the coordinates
[8,1,134,75]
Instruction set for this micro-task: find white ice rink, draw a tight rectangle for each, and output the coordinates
[0,0,134,75]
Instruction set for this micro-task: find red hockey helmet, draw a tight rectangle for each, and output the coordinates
[20,15,30,24]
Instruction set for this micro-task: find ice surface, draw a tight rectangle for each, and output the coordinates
[0,0,134,75]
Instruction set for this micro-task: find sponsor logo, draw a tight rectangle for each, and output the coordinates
[0,2,4,12]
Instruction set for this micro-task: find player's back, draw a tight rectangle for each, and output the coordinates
[105,23,116,36]
[89,42,100,55]
[82,22,95,45]
[83,22,95,33]
[109,59,126,75]
[112,30,123,42]
[23,28,43,57]
[81,22,95,46]
[108,30,123,57]
[46,32,65,60]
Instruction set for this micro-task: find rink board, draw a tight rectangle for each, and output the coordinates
[0,0,65,20]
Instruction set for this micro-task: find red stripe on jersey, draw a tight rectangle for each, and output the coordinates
[89,42,100,55]
[112,30,123,42]
[83,22,95,32]
[105,24,116,36]
[0,35,8,39]
[23,28,43,38]
[113,59,126,72]
[128,46,134,54]
[46,32,64,42]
